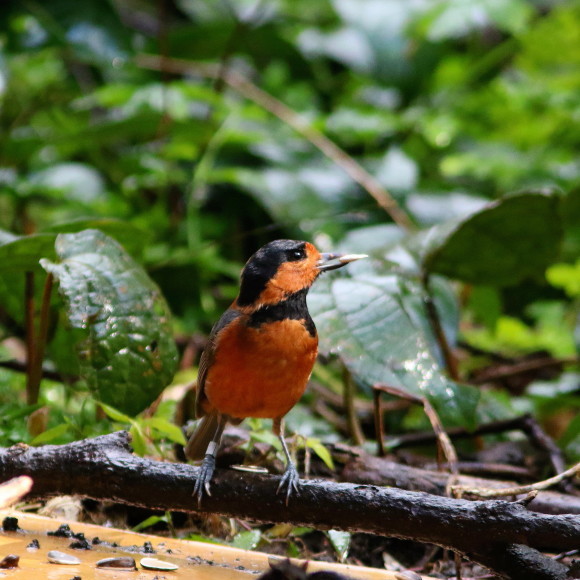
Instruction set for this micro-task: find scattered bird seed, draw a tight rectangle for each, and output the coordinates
[47,550,81,565]
[231,464,269,474]
[69,537,91,550]
[96,557,137,570]
[0,555,19,569]
[1,517,19,532]
[48,524,73,538]
[140,557,179,571]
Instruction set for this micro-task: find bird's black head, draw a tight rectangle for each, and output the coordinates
[236,240,320,308]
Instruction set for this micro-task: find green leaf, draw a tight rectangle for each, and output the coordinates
[132,515,167,533]
[546,260,580,297]
[559,413,580,463]
[129,423,148,456]
[0,233,59,327]
[424,192,562,286]
[0,233,57,272]
[40,230,178,416]
[305,438,334,470]
[42,218,148,259]
[143,417,187,445]
[99,402,135,424]
[231,530,262,551]
[0,229,19,245]
[309,269,479,427]
[327,530,351,561]
[30,423,70,445]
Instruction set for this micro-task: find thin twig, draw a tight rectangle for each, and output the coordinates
[373,384,458,476]
[25,271,36,405]
[520,414,567,478]
[471,355,578,384]
[452,461,580,498]
[373,388,385,457]
[135,54,415,231]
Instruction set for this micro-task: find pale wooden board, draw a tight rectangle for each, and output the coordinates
[0,510,427,579]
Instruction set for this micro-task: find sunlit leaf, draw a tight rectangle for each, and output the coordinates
[129,423,147,456]
[306,438,334,470]
[30,423,70,445]
[132,515,167,533]
[327,529,351,561]
[143,417,187,445]
[99,402,135,424]
[231,530,262,551]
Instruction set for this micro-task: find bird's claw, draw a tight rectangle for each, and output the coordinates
[193,454,216,506]
[277,463,301,505]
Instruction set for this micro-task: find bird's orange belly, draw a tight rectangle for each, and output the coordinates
[204,318,318,420]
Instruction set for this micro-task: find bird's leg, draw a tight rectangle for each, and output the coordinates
[273,417,300,505]
[192,415,227,506]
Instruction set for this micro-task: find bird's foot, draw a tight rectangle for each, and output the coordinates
[277,462,301,505]
[193,454,216,506]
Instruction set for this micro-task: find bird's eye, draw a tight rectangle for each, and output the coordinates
[288,249,305,261]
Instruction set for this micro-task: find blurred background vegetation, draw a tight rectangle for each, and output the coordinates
[0,0,579,471]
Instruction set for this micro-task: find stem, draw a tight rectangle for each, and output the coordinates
[373,388,385,457]
[453,461,580,498]
[342,365,364,446]
[25,271,36,405]
[422,272,459,381]
[26,272,53,406]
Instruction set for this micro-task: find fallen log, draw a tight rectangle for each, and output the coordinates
[1,432,578,580]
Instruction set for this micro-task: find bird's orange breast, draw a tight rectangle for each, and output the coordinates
[203,317,318,420]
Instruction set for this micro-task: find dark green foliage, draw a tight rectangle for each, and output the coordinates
[424,192,563,286]
[0,0,578,463]
[41,230,178,415]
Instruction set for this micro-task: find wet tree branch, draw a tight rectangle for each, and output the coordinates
[1,432,577,580]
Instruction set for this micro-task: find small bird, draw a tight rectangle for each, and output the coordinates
[185,239,366,504]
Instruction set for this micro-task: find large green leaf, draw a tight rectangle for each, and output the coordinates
[423,192,562,286]
[0,234,60,325]
[0,233,57,272]
[42,218,148,259]
[309,256,479,427]
[40,230,178,415]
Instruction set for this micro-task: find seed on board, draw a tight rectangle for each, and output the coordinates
[96,557,137,570]
[140,557,179,571]
[47,550,81,565]
[0,555,19,569]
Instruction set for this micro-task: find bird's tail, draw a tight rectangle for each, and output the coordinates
[184,411,221,460]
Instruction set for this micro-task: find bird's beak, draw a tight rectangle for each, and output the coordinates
[316,252,368,272]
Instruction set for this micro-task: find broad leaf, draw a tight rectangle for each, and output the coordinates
[309,267,479,427]
[42,218,148,259]
[41,230,178,415]
[423,192,562,286]
[0,233,59,325]
[0,233,57,272]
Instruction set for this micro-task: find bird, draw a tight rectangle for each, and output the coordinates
[185,239,366,504]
